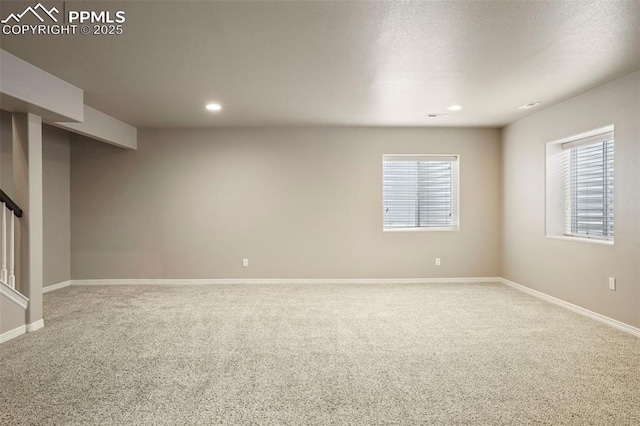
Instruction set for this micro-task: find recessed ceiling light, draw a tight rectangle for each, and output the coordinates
[206,103,222,111]
[447,105,462,111]
[517,102,541,110]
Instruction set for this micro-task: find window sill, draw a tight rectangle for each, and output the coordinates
[546,235,614,246]
[384,226,459,232]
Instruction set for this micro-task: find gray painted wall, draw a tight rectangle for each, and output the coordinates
[0,296,25,335]
[1,111,14,196]
[71,127,502,279]
[43,125,71,287]
[502,71,640,328]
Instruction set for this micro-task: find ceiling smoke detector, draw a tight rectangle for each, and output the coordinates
[517,102,541,110]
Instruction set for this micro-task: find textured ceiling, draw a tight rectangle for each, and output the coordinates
[1,0,639,128]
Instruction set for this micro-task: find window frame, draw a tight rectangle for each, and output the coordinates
[545,125,614,245]
[382,154,460,232]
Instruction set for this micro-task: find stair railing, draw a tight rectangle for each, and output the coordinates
[0,189,23,290]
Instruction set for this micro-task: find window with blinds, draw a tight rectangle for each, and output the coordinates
[564,135,614,240]
[383,155,459,231]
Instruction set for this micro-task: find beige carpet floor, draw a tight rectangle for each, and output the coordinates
[0,283,638,425]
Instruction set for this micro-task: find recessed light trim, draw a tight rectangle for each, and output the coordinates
[206,103,222,111]
[447,105,462,111]
[518,102,541,110]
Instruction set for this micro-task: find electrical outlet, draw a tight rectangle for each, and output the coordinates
[608,277,615,290]
[435,258,441,266]
[242,258,249,267]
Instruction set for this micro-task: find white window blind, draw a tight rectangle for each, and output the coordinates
[383,155,459,230]
[563,134,614,240]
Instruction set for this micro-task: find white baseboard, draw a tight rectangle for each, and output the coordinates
[0,319,45,345]
[499,278,640,338]
[71,277,501,286]
[26,319,44,333]
[0,325,26,344]
[43,280,72,293]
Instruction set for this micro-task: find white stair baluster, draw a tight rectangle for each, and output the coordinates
[8,212,15,289]
[1,202,6,284]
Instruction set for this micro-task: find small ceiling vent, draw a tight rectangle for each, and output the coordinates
[425,114,450,118]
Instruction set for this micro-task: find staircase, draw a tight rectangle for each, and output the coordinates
[0,189,28,311]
